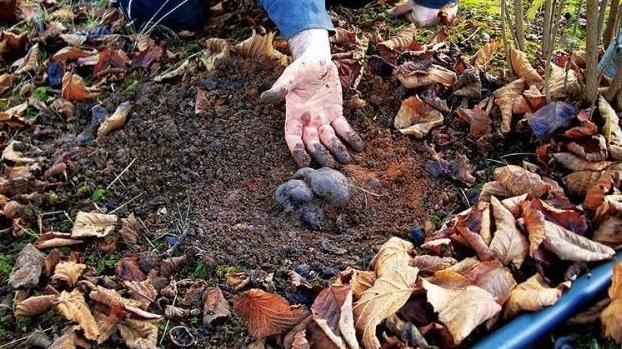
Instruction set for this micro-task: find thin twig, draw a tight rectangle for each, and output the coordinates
[348,184,384,197]
[107,158,136,190]
[137,217,159,252]
[109,192,144,215]
[160,285,178,345]
[500,152,536,158]
[0,326,56,348]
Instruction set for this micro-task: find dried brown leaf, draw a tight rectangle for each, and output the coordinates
[493,79,526,133]
[494,165,550,197]
[552,152,612,171]
[0,73,12,95]
[70,211,117,238]
[542,221,615,262]
[9,243,44,289]
[160,255,186,278]
[394,95,444,138]
[490,196,529,268]
[202,286,231,327]
[353,265,419,349]
[602,262,622,343]
[509,48,543,86]
[120,214,140,244]
[395,63,457,88]
[503,274,570,318]
[370,237,413,277]
[125,280,157,309]
[378,25,417,51]
[422,280,501,345]
[61,72,101,101]
[56,289,100,340]
[52,260,86,287]
[13,43,39,75]
[97,101,131,138]
[234,289,308,338]
[234,30,288,65]
[411,255,457,274]
[116,255,146,281]
[457,102,491,137]
[117,319,159,349]
[350,270,377,298]
[15,294,58,317]
[470,40,498,70]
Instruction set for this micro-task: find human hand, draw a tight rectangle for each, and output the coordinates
[261,29,363,167]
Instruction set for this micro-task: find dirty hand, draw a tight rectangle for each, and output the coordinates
[260,29,363,168]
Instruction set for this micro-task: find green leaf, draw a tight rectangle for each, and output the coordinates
[90,188,106,202]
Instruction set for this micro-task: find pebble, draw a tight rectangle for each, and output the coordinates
[299,204,324,230]
[408,224,425,246]
[294,264,311,278]
[319,239,347,255]
[318,266,339,279]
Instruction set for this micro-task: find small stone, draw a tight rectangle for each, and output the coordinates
[299,204,324,230]
[318,266,338,279]
[294,264,311,278]
[408,224,425,246]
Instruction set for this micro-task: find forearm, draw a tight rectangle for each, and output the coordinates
[288,29,331,60]
[258,0,334,39]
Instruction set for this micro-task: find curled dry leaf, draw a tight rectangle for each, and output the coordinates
[160,255,186,278]
[35,231,83,249]
[465,260,517,305]
[551,152,612,172]
[542,220,615,262]
[378,25,417,51]
[49,326,82,349]
[470,40,498,70]
[13,43,40,75]
[50,98,75,120]
[0,102,28,124]
[52,260,87,287]
[349,269,377,298]
[234,288,309,338]
[202,286,231,327]
[601,262,622,343]
[97,101,131,138]
[52,47,94,62]
[201,38,231,71]
[567,135,609,162]
[165,305,200,319]
[9,243,44,289]
[307,284,357,349]
[521,198,546,253]
[61,72,101,101]
[116,255,146,281]
[411,255,457,274]
[234,30,288,65]
[15,294,59,317]
[125,280,157,309]
[509,48,543,86]
[353,265,419,349]
[422,280,501,345]
[395,63,457,88]
[117,319,159,349]
[71,211,118,238]
[2,140,41,163]
[394,95,444,138]
[457,101,491,137]
[292,331,311,349]
[503,274,570,318]
[370,237,413,277]
[56,289,100,340]
[453,68,482,99]
[493,79,526,133]
[548,63,579,98]
[489,196,529,268]
[593,215,622,248]
[0,73,12,95]
[599,96,622,160]
[494,165,550,197]
[120,214,140,244]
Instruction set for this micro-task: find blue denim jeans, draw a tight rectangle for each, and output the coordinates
[116,0,210,31]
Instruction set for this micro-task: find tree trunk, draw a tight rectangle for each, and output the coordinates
[542,0,554,55]
[606,62,622,101]
[514,0,525,50]
[603,0,621,46]
[599,0,610,38]
[584,0,601,105]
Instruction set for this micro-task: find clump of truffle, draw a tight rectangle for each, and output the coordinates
[275,167,352,230]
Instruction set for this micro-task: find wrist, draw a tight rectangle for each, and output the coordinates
[288,29,332,61]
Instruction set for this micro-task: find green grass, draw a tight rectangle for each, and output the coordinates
[84,252,117,274]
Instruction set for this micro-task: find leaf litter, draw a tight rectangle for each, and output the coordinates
[0,0,620,348]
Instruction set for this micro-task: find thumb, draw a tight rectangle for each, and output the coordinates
[260,65,296,104]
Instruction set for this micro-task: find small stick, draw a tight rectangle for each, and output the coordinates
[160,286,178,345]
[107,158,136,190]
[109,192,144,215]
[137,217,159,252]
[349,184,384,197]
[0,326,56,348]
[500,152,536,158]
